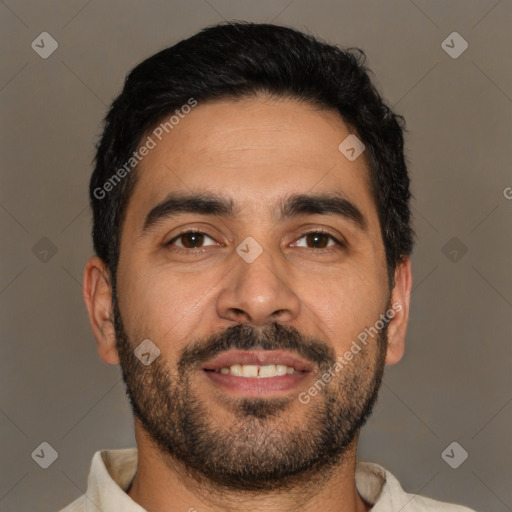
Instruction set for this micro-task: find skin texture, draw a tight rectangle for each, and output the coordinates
[83,96,413,512]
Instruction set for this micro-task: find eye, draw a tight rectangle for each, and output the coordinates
[292,231,342,250]
[166,230,342,252]
[167,231,218,249]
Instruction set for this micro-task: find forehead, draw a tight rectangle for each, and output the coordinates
[124,97,379,233]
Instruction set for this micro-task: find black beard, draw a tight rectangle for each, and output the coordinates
[113,292,388,492]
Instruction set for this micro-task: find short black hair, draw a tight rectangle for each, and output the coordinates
[90,21,414,289]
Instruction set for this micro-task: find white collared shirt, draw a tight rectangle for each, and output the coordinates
[58,448,477,511]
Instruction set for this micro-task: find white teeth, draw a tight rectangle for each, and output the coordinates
[230,364,242,377]
[259,364,277,378]
[242,365,259,377]
[276,364,288,376]
[216,364,297,378]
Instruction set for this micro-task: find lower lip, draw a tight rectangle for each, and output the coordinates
[203,370,311,396]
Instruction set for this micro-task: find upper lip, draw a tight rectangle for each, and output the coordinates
[202,350,315,372]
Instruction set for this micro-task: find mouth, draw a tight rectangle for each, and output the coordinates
[202,350,314,397]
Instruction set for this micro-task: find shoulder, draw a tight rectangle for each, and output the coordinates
[356,461,478,512]
[382,466,478,512]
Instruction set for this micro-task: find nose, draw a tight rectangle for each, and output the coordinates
[216,247,301,326]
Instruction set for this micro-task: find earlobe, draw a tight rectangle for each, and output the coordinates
[385,257,413,365]
[82,257,120,365]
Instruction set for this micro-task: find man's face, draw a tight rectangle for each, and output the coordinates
[112,97,395,490]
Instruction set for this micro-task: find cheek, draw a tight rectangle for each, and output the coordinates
[301,263,385,348]
[117,263,214,345]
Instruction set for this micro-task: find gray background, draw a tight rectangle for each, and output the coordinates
[1,1,511,511]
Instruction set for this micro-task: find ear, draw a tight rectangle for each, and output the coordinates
[82,256,120,365]
[385,257,412,365]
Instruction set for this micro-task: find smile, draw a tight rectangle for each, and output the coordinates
[202,350,313,396]
[207,364,298,378]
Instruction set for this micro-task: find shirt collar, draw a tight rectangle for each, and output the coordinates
[85,448,390,511]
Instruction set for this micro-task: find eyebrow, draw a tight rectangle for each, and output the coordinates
[140,191,367,235]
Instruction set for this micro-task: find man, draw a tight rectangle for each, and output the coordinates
[61,22,476,511]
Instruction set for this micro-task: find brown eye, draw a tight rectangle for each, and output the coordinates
[305,233,330,249]
[181,232,204,248]
[168,231,216,249]
[293,231,339,249]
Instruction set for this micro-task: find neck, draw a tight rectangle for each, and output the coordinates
[127,420,370,512]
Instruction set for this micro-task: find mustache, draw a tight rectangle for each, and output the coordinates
[178,322,336,371]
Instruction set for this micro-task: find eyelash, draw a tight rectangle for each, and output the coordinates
[166,230,345,253]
